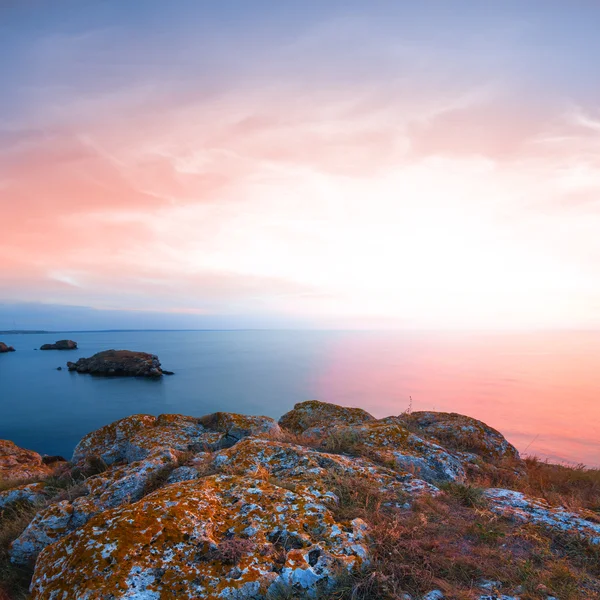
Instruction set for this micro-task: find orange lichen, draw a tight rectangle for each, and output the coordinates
[31,475,368,599]
[278,400,375,435]
[0,440,51,482]
[317,419,466,484]
[402,411,522,464]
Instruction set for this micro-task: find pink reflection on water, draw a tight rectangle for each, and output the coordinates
[316,331,600,466]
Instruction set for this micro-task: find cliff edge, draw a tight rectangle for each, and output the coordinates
[1,401,599,599]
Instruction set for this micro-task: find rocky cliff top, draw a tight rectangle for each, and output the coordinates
[1,400,599,600]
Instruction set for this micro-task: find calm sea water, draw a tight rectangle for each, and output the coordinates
[0,330,599,466]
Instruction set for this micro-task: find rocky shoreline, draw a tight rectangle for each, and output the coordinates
[1,400,599,599]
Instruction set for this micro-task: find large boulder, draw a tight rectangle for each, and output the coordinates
[0,341,15,353]
[30,475,369,599]
[211,436,438,499]
[318,418,466,484]
[0,440,51,482]
[401,411,521,464]
[40,339,77,350]
[71,412,276,467]
[198,412,282,446]
[10,450,181,565]
[279,400,375,436]
[67,349,166,377]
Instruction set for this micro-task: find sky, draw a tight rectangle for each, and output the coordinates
[2,1,600,330]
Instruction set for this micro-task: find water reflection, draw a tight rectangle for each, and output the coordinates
[317,331,600,466]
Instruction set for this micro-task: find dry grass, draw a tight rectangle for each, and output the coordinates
[278,475,600,600]
[520,458,600,513]
[0,503,38,599]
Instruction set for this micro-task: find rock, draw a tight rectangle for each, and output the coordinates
[162,369,175,375]
[72,414,221,466]
[0,482,50,510]
[484,488,600,544]
[166,465,202,484]
[0,341,15,353]
[401,411,521,465]
[71,412,280,468]
[198,412,282,446]
[30,475,369,599]
[279,399,375,436]
[211,436,439,500]
[55,366,62,371]
[41,455,66,465]
[423,592,445,600]
[0,440,51,481]
[66,349,168,377]
[10,401,600,599]
[318,417,466,484]
[40,339,77,350]
[11,450,180,564]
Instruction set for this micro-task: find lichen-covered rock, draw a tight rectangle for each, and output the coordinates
[40,339,77,350]
[484,488,600,545]
[212,437,438,500]
[319,419,466,484]
[401,411,521,464]
[31,475,369,599]
[0,341,16,353]
[72,413,223,466]
[72,414,158,465]
[166,464,202,484]
[10,450,180,565]
[279,400,375,435]
[0,482,50,509]
[199,412,282,445]
[0,440,51,481]
[67,349,166,377]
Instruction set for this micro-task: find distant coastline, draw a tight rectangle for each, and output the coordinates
[0,330,51,334]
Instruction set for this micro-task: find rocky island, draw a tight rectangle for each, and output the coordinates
[66,349,168,377]
[39,340,77,351]
[0,342,15,353]
[1,400,599,599]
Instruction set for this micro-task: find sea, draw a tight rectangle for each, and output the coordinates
[1,330,599,467]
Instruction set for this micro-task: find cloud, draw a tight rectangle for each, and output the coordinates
[2,5,600,328]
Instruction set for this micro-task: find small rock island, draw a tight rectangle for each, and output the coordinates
[0,341,15,353]
[1,400,599,600]
[67,349,167,377]
[40,339,77,350]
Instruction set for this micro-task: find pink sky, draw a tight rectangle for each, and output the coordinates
[2,2,600,329]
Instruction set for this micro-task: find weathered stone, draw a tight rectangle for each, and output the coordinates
[0,341,15,353]
[31,475,369,599]
[40,339,77,350]
[11,450,180,564]
[199,412,282,446]
[318,418,466,484]
[401,411,521,464]
[279,400,375,435]
[0,482,50,509]
[484,488,600,545]
[0,440,51,482]
[212,436,439,500]
[72,413,224,466]
[67,349,167,377]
